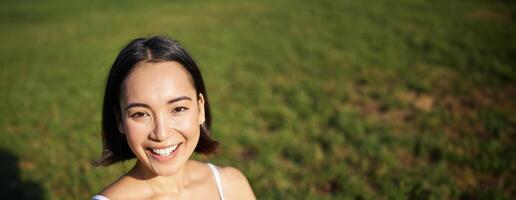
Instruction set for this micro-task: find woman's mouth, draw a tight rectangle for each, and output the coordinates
[147,143,181,160]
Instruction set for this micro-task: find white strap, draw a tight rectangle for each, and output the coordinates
[91,195,110,200]
[207,163,226,200]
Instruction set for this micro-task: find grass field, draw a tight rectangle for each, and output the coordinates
[0,0,515,199]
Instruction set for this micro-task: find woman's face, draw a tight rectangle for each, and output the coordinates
[119,61,205,176]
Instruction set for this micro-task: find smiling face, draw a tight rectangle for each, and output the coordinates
[118,61,205,176]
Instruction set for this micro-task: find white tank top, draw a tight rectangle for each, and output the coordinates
[92,163,225,200]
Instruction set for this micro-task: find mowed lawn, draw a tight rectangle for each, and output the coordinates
[0,0,515,199]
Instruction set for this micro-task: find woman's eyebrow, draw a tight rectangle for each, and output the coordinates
[167,96,192,104]
[124,96,192,111]
[124,103,149,111]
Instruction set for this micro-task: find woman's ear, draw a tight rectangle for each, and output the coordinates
[197,93,206,125]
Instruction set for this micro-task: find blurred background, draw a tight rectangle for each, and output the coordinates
[0,0,514,199]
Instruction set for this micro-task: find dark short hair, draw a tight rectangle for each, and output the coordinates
[94,36,219,166]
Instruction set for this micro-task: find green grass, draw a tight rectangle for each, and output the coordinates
[0,0,515,199]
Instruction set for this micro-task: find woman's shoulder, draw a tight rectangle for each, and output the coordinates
[95,173,146,199]
[217,165,249,185]
[213,164,256,199]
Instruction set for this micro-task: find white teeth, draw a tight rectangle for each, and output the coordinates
[151,144,179,156]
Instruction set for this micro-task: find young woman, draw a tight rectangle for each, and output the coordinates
[92,36,255,200]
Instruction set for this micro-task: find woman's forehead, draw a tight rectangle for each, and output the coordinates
[121,61,196,103]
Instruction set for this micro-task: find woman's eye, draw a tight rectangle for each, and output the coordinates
[172,107,188,113]
[130,112,149,119]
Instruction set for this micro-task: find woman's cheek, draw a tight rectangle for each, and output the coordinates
[173,115,199,136]
[126,120,150,140]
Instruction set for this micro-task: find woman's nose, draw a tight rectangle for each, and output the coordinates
[149,114,168,141]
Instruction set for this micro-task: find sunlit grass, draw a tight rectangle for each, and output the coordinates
[0,0,514,199]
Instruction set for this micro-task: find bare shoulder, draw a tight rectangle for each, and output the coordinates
[97,176,128,198]
[97,175,147,199]
[218,165,256,200]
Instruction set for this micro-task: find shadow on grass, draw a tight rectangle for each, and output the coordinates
[0,149,44,199]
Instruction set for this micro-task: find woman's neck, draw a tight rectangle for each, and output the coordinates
[128,160,193,195]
